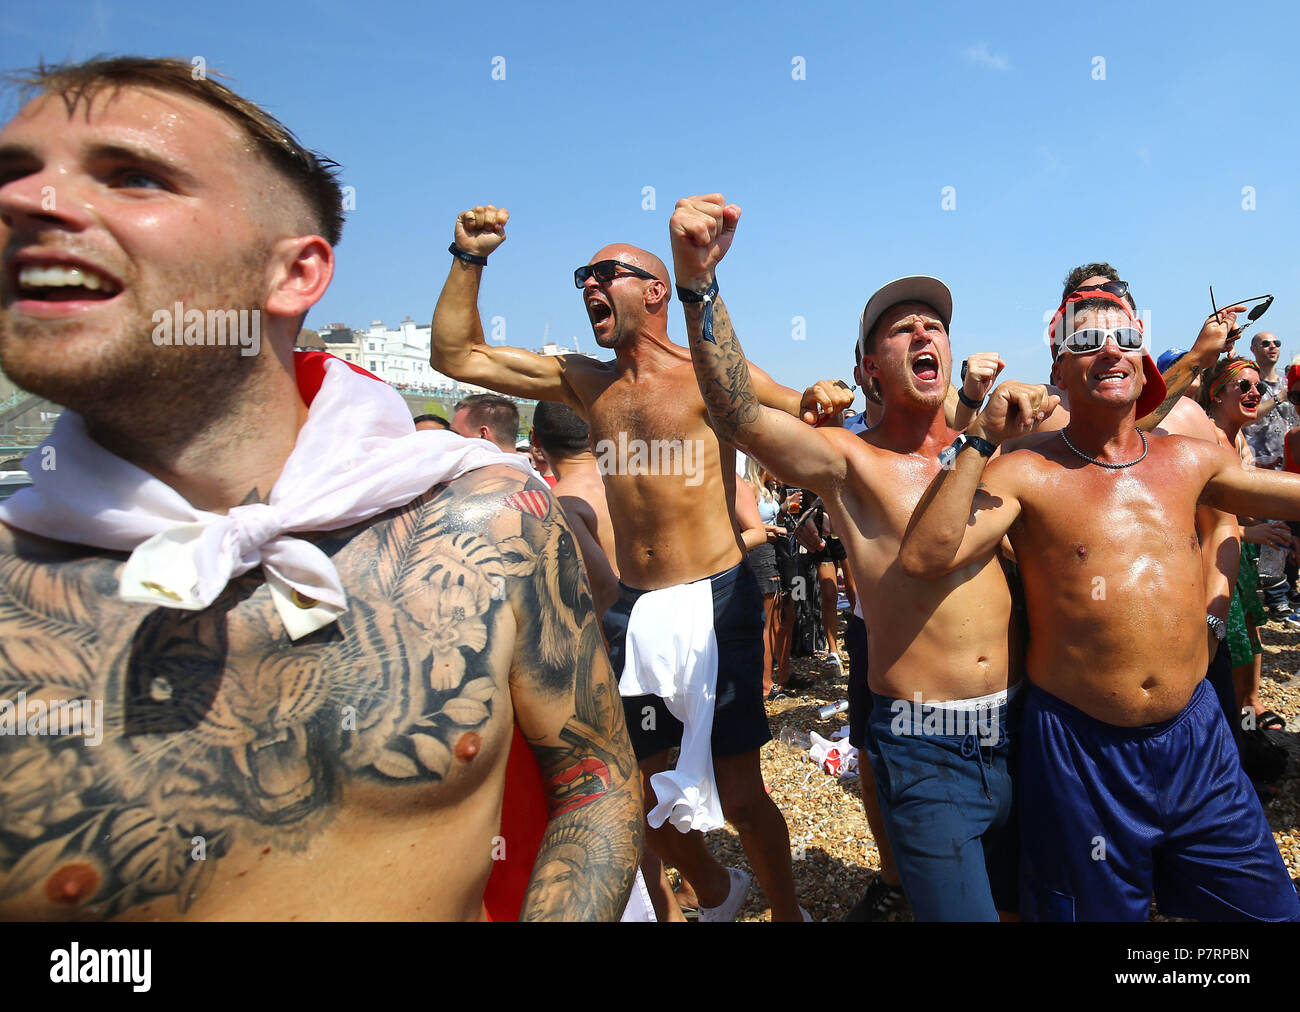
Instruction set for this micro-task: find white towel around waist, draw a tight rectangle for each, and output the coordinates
[617,578,723,833]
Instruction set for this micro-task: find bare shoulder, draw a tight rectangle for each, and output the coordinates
[558,354,618,404]
[1156,397,1218,442]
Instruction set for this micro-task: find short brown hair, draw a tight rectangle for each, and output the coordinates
[1060,262,1136,311]
[6,56,345,246]
[455,393,519,448]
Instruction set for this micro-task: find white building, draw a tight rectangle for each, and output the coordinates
[310,319,597,396]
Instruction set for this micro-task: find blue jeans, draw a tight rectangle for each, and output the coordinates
[863,689,1021,920]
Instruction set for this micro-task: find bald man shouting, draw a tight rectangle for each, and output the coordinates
[431,206,851,921]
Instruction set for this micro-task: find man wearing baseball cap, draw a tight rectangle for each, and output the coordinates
[669,192,1025,920]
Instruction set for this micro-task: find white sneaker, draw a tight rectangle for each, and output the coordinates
[698,868,752,923]
[826,652,841,669]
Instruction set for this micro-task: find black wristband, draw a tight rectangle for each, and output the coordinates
[966,433,996,457]
[676,277,720,344]
[675,277,719,304]
[957,387,984,411]
[449,243,488,266]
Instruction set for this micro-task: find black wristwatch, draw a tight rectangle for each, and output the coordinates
[938,432,996,469]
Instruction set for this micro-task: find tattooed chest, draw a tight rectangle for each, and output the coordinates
[0,520,515,919]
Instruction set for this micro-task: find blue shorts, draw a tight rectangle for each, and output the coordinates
[1019,679,1300,922]
[603,561,770,762]
[863,688,1021,920]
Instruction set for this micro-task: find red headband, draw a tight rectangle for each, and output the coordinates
[1049,289,1143,343]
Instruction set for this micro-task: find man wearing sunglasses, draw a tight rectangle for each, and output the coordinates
[670,192,1026,921]
[1004,268,1246,732]
[431,204,852,922]
[900,295,1300,922]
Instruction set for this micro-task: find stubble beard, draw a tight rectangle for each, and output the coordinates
[0,247,269,434]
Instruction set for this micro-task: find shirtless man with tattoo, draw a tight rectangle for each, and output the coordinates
[900,296,1300,921]
[431,206,850,921]
[668,193,1021,921]
[0,57,642,921]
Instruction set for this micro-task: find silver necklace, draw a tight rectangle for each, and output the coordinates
[1059,427,1149,469]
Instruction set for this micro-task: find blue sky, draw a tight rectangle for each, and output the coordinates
[4,0,1298,402]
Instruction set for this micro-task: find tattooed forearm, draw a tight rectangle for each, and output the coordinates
[683,294,760,442]
[1139,361,1200,429]
[504,481,642,921]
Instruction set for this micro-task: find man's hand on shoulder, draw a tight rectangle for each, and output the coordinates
[969,381,1058,446]
[800,379,856,426]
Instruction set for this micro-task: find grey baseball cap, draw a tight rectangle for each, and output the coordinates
[856,276,954,367]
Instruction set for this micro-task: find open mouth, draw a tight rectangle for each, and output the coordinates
[13,262,122,303]
[910,351,939,383]
[1094,368,1129,385]
[585,294,612,330]
[230,723,318,819]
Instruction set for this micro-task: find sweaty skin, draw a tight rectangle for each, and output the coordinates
[0,466,643,921]
[900,307,1300,726]
[666,194,1014,702]
[0,81,641,922]
[431,219,850,592]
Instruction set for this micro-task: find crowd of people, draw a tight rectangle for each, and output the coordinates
[0,57,1297,923]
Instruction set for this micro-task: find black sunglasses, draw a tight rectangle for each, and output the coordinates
[1071,280,1130,301]
[573,260,659,288]
[1208,287,1274,340]
[1257,338,1281,349]
[1236,379,1269,396]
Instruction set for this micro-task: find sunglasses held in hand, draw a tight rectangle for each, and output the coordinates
[1208,287,1274,341]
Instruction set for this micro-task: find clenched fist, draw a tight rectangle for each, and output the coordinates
[669,194,741,288]
[961,352,1006,404]
[801,379,856,426]
[970,382,1059,445]
[454,205,510,259]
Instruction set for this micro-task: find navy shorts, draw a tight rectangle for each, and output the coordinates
[1019,679,1300,922]
[863,688,1021,920]
[603,562,770,762]
[845,614,869,749]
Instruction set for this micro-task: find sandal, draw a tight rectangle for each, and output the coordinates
[1256,709,1286,732]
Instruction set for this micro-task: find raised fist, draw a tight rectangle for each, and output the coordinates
[973,382,1059,445]
[800,379,856,426]
[669,193,741,288]
[453,205,510,258]
[961,352,1006,404]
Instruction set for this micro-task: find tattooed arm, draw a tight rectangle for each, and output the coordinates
[486,471,642,920]
[667,194,849,493]
[1138,303,1247,430]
